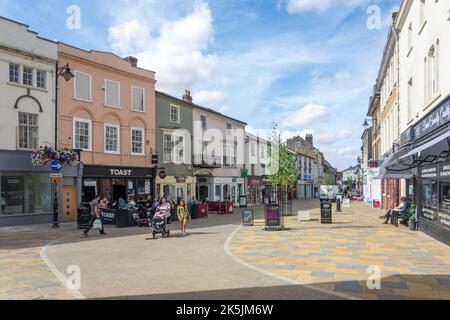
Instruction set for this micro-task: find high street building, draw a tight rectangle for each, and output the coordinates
[57,43,157,208]
[0,17,58,226]
[366,0,450,245]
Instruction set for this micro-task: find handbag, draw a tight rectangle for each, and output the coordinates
[93,219,103,231]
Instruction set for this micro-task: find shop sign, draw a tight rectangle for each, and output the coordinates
[232,178,238,183]
[83,165,154,178]
[240,169,249,178]
[242,209,254,226]
[414,95,450,140]
[198,178,208,183]
[439,164,450,178]
[176,177,186,183]
[159,170,167,180]
[421,166,437,179]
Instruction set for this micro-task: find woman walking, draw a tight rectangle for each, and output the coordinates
[177,200,191,237]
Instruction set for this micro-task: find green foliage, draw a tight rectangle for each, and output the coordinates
[409,203,417,222]
[323,170,336,185]
[269,123,298,189]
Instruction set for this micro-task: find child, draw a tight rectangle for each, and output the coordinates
[177,200,191,237]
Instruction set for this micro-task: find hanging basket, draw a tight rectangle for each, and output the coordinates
[31,146,79,167]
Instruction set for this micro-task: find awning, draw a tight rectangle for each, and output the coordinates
[376,147,415,179]
[400,130,450,160]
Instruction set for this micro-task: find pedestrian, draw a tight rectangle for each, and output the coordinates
[380,197,408,224]
[169,199,177,223]
[156,197,171,230]
[82,194,107,237]
[177,199,191,237]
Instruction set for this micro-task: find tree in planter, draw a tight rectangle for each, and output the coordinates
[268,123,298,215]
[323,170,336,185]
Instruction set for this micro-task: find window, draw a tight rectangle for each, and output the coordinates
[251,143,256,157]
[407,78,413,120]
[132,87,145,112]
[73,118,92,151]
[170,105,180,123]
[36,70,46,89]
[227,123,232,130]
[23,67,33,86]
[9,63,19,83]
[74,71,92,101]
[223,143,234,166]
[104,124,120,154]
[105,80,120,108]
[18,113,38,150]
[131,128,145,155]
[201,115,207,130]
[163,133,185,164]
[422,181,438,222]
[427,44,439,101]
[407,23,413,53]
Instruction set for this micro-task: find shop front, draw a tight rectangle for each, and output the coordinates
[247,176,263,205]
[0,151,53,226]
[82,165,155,204]
[156,175,196,202]
[196,176,245,206]
[297,180,313,198]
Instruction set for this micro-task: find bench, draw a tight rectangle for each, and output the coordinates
[391,204,409,227]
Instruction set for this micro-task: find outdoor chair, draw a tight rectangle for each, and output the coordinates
[391,204,409,227]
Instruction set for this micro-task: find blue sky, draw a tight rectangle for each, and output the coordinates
[0,0,401,170]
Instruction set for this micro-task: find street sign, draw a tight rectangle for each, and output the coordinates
[50,173,63,184]
[50,160,63,173]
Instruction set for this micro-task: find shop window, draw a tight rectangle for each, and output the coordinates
[18,112,38,150]
[422,181,438,222]
[215,185,221,200]
[1,173,51,215]
[9,63,19,83]
[187,184,192,201]
[176,187,184,201]
[137,179,151,202]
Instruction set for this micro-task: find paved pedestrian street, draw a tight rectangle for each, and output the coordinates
[229,200,450,300]
[0,200,449,300]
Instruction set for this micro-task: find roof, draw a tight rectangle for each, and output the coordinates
[156,90,247,126]
[0,16,57,45]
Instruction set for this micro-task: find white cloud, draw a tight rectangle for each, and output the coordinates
[287,0,368,15]
[193,90,224,107]
[280,104,330,129]
[107,1,217,93]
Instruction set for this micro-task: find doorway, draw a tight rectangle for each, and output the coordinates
[199,185,209,202]
[63,186,77,222]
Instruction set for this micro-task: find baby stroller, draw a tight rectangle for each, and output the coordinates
[152,215,170,239]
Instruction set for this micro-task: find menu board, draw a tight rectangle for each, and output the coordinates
[242,209,254,227]
[265,205,282,230]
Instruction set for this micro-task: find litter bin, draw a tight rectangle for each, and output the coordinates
[190,204,198,220]
[77,207,91,229]
[320,201,332,224]
[115,209,129,228]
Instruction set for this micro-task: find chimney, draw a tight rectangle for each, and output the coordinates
[305,134,314,146]
[182,90,193,103]
[123,56,138,67]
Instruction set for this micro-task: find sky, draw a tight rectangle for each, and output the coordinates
[0,0,401,170]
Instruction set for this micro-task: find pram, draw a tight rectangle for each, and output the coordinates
[136,207,155,228]
[152,214,170,239]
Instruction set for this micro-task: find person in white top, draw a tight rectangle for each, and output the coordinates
[156,197,171,229]
[380,197,408,224]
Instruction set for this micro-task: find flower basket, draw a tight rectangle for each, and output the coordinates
[31,146,79,167]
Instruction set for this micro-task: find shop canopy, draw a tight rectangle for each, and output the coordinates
[376,147,414,179]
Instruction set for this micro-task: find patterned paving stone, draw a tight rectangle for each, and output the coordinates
[229,200,450,300]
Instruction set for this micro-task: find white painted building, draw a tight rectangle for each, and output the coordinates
[244,133,269,205]
[190,92,247,206]
[397,0,450,133]
[0,17,58,226]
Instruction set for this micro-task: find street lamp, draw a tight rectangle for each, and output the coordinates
[52,62,75,229]
[362,119,372,128]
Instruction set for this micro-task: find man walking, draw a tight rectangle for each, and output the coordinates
[82,194,107,237]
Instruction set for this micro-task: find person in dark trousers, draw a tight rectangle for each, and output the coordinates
[82,194,107,237]
[380,197,408,224]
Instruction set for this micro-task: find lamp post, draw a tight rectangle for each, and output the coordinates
[52,62,75,228]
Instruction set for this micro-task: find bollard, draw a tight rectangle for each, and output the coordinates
[336,198,342,212]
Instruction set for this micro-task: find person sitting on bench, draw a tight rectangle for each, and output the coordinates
[380,197,408,224]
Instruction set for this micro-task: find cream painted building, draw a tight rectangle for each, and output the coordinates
[0,17,58,226]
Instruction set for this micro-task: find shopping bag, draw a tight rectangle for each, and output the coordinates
[93,219,103,231]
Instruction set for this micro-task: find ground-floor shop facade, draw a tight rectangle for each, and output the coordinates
[0,151,52,226]
[247,176,263,205]
[297,180,314,198]
[82,165,155,204]
[156,175,196,203]
[196,176,245,206]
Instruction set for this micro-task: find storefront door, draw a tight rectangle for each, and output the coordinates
[63,186,77,222]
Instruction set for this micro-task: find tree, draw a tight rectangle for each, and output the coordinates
[323,170,336,185]
[268,123,298,189]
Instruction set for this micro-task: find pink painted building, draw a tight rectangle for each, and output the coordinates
[58,43,156,206]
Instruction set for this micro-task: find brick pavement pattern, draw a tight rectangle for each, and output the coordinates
[229,199,450,300]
